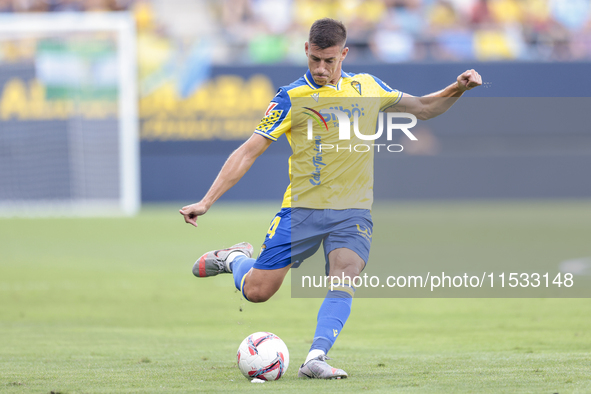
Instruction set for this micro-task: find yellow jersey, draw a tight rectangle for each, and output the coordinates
[253,70,403,210]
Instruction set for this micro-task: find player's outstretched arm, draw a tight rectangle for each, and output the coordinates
[179,133,272,227]
[388,69,482,120]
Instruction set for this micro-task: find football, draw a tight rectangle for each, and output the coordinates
[236,332,289,381]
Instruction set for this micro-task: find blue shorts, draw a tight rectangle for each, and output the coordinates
[253,208,373,275]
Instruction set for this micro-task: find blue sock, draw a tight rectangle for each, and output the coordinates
[310,285,355,354]
[230,255,256,299]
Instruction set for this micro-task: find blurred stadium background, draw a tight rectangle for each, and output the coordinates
[3,0,591,62]
[2,0,591,296]
[0,0,591,211]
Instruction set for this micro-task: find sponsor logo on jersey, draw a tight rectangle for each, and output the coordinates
[309,135,325,186]
[303,107,328,131]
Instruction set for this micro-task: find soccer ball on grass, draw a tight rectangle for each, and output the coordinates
[236,332,289,381]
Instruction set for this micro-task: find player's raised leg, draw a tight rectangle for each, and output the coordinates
[192,207,296,304]
[192,242,254,278]
[192,242,289,303]
[298,247,365,379]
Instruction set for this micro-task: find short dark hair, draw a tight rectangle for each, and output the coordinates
[309,18,347,49]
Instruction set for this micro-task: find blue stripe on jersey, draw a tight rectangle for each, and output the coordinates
[368,74,399,93]
[255,75,313,139]
[285,75,312,92]
[253,129,278,141]
[272,87,291,107]
[304,70,321,89]
[305,70,350,90]
[367,73,403,104]
[254,87,291,140]
[254,75,313,141]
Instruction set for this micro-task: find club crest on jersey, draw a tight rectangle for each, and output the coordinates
[311,93,319,102]
[351,81,362,96]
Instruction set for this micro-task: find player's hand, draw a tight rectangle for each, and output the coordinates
[457,69,482,92]
[179,202,208,227]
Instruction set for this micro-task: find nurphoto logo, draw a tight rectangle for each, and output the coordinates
[303,106,418,153]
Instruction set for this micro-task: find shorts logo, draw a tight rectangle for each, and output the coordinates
[356,224,372,240]
[333,329,338,337]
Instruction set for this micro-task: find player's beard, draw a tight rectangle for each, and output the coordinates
[314,74,329,85]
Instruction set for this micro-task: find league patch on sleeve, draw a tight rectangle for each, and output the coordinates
[265,102,277,116]
[256,108,284,133]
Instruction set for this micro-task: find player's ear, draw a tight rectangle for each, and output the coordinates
[305,42,309,56]
[340,46,349,61]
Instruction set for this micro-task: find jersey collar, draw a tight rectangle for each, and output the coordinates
[304,69,348,91]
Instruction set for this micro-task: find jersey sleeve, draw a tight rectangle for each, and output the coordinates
[369,74,404,111]
[254,87,292,141]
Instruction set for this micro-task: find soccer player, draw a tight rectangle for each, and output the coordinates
[180,18,482,379]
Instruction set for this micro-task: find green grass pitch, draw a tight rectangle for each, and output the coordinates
[1,201,590,393]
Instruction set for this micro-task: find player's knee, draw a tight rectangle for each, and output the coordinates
[243,268,286,303]
[244,287,273,303]
[330,262,364,279]
[347,266,363,278]
[328,248,365,278]
[243,281,277,303]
